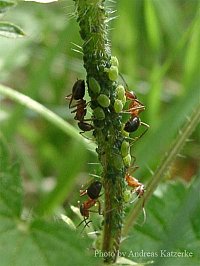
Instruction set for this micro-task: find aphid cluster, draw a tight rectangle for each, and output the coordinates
[66,56,149,229]
[107,57,148,209]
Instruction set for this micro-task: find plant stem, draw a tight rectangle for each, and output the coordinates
[122,105,200,236]
[73,0,125,262]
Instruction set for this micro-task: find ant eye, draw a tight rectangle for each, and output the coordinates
[121,141,130,157]
[123,154,132,167]
[107,65,118,81]
[93,107,105,120]
[88,77,101,94]
[97,94,110,108]
[116,85,125,100]
[110,56,119,67]
[114,99,123,113]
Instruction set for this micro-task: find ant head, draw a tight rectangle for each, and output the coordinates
[125,90,137,100]
[136,185,145,198]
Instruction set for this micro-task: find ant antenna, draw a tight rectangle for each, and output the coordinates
[119,72,129,89]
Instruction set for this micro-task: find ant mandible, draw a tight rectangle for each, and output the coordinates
[77,181,102,229]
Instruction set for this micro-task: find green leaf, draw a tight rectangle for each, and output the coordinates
[144,0,161,52]
[121,180,200,266]
[0,140,100,266]
[0,0,16,13]
[0,140,23,218]
[37,140,89,216]
[184,13,200,87]
[24,0,57,3]
[0,22,25,38]
[0,218,100,266]
[0,84,96,153]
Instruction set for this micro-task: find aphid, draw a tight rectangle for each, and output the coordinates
[106,65,119,81]
[114,99,124,113]
[97,94,110,108]
[110,56,119,67]
[121,140,130,157]
[88,77,101,94]
[93,107,105,120]
[65,79,85,108]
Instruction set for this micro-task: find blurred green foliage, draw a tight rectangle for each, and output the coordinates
[0,0,200,265]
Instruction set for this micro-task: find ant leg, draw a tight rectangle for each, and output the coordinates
[79,132,94,141]
[130,122,150,145]
[82,118,93,122]
[77,217,90,228]
[71,101,91,112]
[79,219,92,234]
[70,103,86,114]
[65,95,74,109]
[128,161,139,174]
[96,200,102,215]
[80,189,87,197]
[68,99,82,109]
[134,98,145,106]
[121,106,145,114]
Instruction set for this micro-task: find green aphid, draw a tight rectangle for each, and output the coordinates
[121,140,130,157]
[116,85,125,100]
[113,155,124,170]
[97,94,110,108]
[114,99,123,113]
[111,56,119,67]
[123,154,132,167]
[93,107,105,120]
[88,77,101,94]
[123,190,132,203]
[108,66,118,81]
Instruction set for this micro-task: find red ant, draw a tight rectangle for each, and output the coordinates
[66,79,94,134]
[125,171,147,225]
[77,181,102,229]
[125,172,145,198]
[119,74,149,141]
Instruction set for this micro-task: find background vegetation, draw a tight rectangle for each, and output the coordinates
[0,0,199,265]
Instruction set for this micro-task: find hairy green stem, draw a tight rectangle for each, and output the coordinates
[73,0,125,262]
[123,105,200,236]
